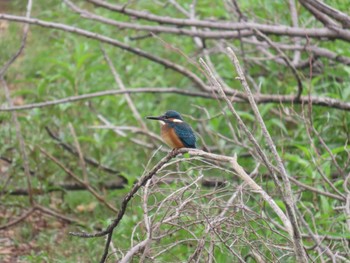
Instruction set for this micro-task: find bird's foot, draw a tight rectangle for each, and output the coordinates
[171,148,179,155]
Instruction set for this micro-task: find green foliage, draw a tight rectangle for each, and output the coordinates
[1,0,349,261]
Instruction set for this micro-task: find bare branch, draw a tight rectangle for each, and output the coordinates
[68,123,89,183]
[299,0,339,28]
[45,126,127,181]
[100,46,149,131]
[299,0,350,28]
[1,87,349,112]
[0,207,36,230]
[0,13,207,90]
[252,29,303,100]
[0,0,32,76]
[39,147,119,213]
[288,0,301,65]
[0,0,34,206]
[86,0,350,41]
[225,48,307,262]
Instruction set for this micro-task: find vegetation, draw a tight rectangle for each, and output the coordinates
[1,0,349,262]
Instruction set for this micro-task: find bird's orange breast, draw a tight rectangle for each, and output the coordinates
[161,125,185,149]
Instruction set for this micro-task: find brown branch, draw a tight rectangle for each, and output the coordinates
[86,0,350,42]
[1,181,127,196]
[288,0,301,65]
[39,147,119,213]
[0,207,36,230]
[299,0,350,29]
[68,123,89,183]
[0,13,207,91]
[2,177,227,196]
[242,38,350,66]
[69,150,178,239]
[1,87,350,112]
[64,0,252,39]
[253,29,303,100]
[2,11,350,43]
[287,175,344,201]
[70,148,298,262]
[0,204,85,231]
[226,48,308,262]
[70,150,180,263]
[299,0,339,28]
[45,127,127,182]
[0,1,32,76]
[100,45,149,131]
[0,0,34,205]
[36,205,85,226]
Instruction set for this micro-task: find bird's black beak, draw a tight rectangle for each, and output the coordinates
[146,115,165,121]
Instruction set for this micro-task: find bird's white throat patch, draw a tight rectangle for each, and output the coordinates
[159,119,183,125]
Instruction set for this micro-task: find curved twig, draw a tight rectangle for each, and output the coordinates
[0,13,208,91]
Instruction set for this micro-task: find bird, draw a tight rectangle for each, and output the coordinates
[146,110,196,150]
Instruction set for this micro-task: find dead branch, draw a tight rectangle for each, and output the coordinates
[45,126,127,181]
[69,148,300,262]
[1,87,350,112]
[0,0,34,205]
[1,181,127,196]
[86,0,350,41]
[0,13,208,91]
[225,48,307,262]
[39,147,119,213]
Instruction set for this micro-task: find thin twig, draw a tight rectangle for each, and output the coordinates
[225,48,307,262]
[0,207,36,230]
[68,123,89,183]
[253,29,303,100]
[0,0,32,76]
[288,0,301,65]
[100,46,149,131]
[0,13,208,91]
[0,0,34,205]
[45,126,126,179]
[85,0,350,41]
[39,146,119,213]
[69,148,297,262]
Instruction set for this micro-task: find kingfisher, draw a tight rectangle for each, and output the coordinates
[146,110,196,149]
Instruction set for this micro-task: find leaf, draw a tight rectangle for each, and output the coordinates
[294,144,311,159]
[183,153,190,158]
[321,145,350,159]
[319,195,331,215]
[237,110,255,122]
[270,118,288,134]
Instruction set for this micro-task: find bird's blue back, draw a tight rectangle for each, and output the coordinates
[168,122,196,148]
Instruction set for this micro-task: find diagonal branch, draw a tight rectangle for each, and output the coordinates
[299,0,350,28]
[226,48,307,262]
[86,0,350,41]
[0,0,34,205]
[0,13,207,91]
[45,126,127,181]
[39,146,119,213]
[67,147,298,262]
